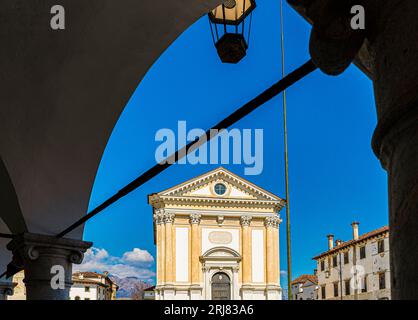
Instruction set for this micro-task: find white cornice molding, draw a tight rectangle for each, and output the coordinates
[154,167,283,202]
[155,195,285,211]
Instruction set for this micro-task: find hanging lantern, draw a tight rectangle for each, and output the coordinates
[208,0,256,64]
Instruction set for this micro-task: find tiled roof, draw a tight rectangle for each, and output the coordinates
[73,271,102,278]
[312,226,389,260]
[72,271,117,287]
[72,278,109,287]
[291,274,318,285]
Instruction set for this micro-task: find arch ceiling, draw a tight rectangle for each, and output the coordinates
[0,0,222,274]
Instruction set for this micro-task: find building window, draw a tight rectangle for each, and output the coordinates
[345,279,351,296]
[320,260,325,271]
[379,272,386,289]
[378,239,385,253]
[333,255,338,267]
[321,285,326,299]
[214,183,226,195]
[344,251,349,264]
[362,275,368,293]
[359,246,366,259]
[85,286,90,292]
[333,282,339,297]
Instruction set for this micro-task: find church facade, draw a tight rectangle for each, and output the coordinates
[148,167,285,300]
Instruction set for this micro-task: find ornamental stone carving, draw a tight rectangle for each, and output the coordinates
[6,233,92,300]
[240,215,252,227]
[189,213,202,225]
[164,212,175,224]
[264,216,281,228]
[154,208,165,225]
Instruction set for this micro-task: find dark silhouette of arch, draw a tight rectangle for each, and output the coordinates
[0,157,27,233]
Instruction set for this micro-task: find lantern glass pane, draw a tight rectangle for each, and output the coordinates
[210,0,255,25]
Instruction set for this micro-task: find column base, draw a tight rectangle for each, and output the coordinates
[190,284,203,300]
[265,284,282,300]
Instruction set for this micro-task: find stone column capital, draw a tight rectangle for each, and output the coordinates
[264,216,281,229]
[7,233,92,264]
[0,281,17,300]
[164,212,175,224]
[154,208,165,225]
[289,0,371,76]
[6,233,92,300]
[189,213,202,225]
[240,215,252,227]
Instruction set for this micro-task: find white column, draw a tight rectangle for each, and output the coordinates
[264,216,281,300]
[232,266,240,300]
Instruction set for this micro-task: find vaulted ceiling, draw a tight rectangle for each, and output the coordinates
[0,0,222,277]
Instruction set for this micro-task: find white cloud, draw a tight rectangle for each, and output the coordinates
[74,247,155,280]
[122,248,154,264]
[280,270,288,276]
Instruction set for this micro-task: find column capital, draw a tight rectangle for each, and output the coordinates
[164,212,175,224]
[264,216,281,228]
[6,233,92,300]
[288,0,372,76]
[189,213,202,225]
[240,215,252,227]
[0,281,17,300]
[154,208,165,225]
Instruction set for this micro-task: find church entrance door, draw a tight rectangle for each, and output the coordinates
[211,272,231,300]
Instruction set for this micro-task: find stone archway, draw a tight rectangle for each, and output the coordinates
[0,0,223,299]
[201,247,241,300]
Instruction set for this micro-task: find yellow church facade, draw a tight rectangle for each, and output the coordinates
[148,167,285,300]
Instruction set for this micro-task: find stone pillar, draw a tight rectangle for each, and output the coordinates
[273,222,281,284]
[265,216,279,284]
[288,0,418,299]
[6,233,92,300]
[240,215,252,284]
[265,216,281,300]
[369,1,418,299]
[0,281,16,300]
[190,213,201,284]
[164,212,175,284]
[154,209,165,285]
[232,266,240,300]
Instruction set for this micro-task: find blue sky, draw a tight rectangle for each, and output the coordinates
[82,0,388,288]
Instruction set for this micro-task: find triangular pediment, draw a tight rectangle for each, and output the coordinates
[156,167,281,202]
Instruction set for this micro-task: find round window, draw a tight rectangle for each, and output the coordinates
[214,183,227,195]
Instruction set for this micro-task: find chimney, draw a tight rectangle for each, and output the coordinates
[327,234,334,250]
[351,221,360,240]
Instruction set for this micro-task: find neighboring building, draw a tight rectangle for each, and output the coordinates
[291,274,318,300]
[70,271,118,300]
[143,286,156,300]
[149,167,285,300]
[9,270,118,300]
[8,270,26,300]
[314,223,390,300]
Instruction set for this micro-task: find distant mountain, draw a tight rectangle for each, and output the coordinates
[110,275,153,298]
